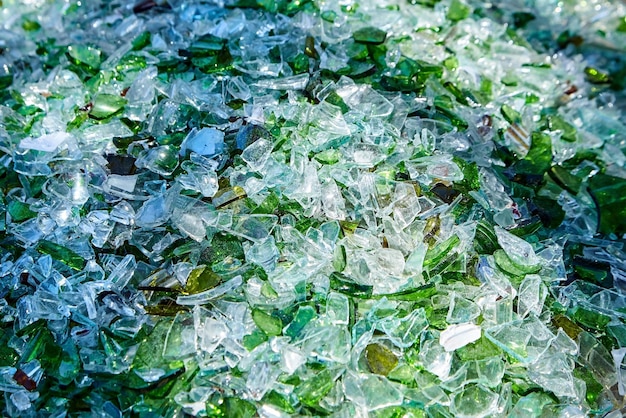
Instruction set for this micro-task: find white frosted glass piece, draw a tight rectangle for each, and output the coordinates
[440,323,482,352]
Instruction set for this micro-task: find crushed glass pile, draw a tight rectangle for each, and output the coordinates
[0,0,626,416]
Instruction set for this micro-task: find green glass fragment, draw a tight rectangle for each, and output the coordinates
[443,56,458,71]
[608,323,626,347]
[296,369,337,408]
[185,266,222,294]
[618,16,626,33]
[263,390,296,413]
[382,283,437,301]
[588,173,626,235]
[141,144,179,176]
[0,61,13,90]
[284,305,316,338]
[573,264,610,287]
[572,367,603,409]
[0,330,18,367]
[531,195,565,228]
[332,244,347,272]
[67,109,89,131]
[259,280,277,298]
[131,31,151,50]
[271,49,292,70]
[211,397,256,418]
[156,58,190,75]
[430,183,460,204]
[289,53,309,74]
[545,114,577,142]
[243,329,268,350]
[584,66,610,84]
[7,200,36,222]
[324,91,350,113]
[330,272,374,298]
[252,0,313,15]
[129,321,185,390]
[555,30,583,49]
[67,45,101,69]
[15,319,45,339]
[494,249,540,277]
[474,220,500,255]
[512,12,535,29]
[525,93,540,104]
[294,216,320,234]
[456,336,502,361]
[83,69,115,91]
[191,48,233,74]
[22,19,41,31]
[373,406,426,418]
[251,192,280,214]
[353,27,387,45]
[423,234,460,269]
[476,78,493,103]
[304,36,319,59]
[433,98,469,129]
[314,149,341,165]
[381,57,442,92]
[407,0,442,6]
[386,364,416,386]
[341,59,377,78]
[57,341,80,385]
[89,94,127,120]
[16,104,42,118]
[321,10,337,23]
[252,309,283,336]
[548,165,581,194]
[522,62,551,69]
[513,131,552,175]
[501,73,518,86]
[417,60,444,79]
[36,240,86,271]
[443,81,478,106]
[185,34,227,56]
[339,220,359,235]
[446,0,471,22]
[347,42,369,61]
[115,54,147,72]
[569,306,611,331]
[335,2,356,14]
[552,314,584,340]
[20,324,63,374]
[156,132,186,147]
[365,343,398,376]
[500,104,521,125]
[201,233,245,264]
